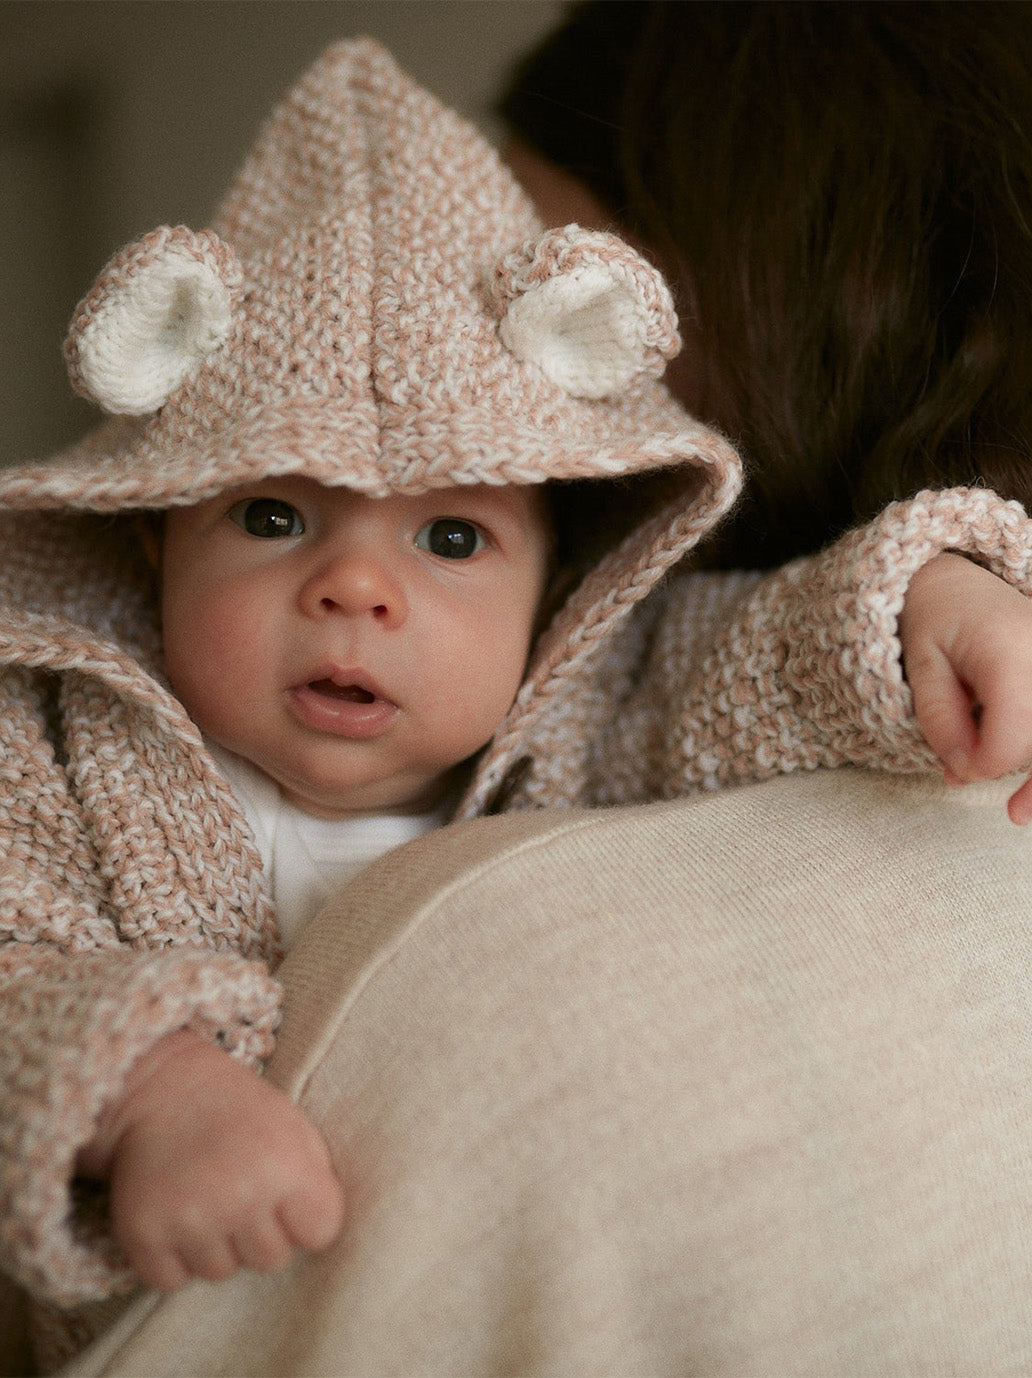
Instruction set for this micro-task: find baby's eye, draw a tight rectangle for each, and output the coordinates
[414,518,486,560]
[228,498,305,538]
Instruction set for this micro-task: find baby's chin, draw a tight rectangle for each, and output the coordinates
[272,764,461,820]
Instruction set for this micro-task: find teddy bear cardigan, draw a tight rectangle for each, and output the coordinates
[2,481,1032,1311]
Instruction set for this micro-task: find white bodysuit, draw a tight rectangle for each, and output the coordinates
[209,744,447,949]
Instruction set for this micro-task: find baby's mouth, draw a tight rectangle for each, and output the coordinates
[308,679,377,704]
[289,671,398,738]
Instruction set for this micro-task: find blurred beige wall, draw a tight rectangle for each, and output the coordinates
[1,0,565,465]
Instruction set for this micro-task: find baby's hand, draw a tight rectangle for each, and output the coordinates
[77,1029,345,1291]
[898,552,1032,824]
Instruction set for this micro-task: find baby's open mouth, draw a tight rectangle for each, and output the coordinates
[308,679,376,703]
[290,673,396,737]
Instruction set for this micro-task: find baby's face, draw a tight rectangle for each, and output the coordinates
[158,477,551,817]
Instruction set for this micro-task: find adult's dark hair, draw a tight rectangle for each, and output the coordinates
[501,1,1032,566]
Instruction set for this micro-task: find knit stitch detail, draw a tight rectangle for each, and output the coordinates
[459,429,742,818]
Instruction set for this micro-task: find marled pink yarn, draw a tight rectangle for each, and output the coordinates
[0,40,728,516]
[2,950,279,1306]
[0,508,282,1311]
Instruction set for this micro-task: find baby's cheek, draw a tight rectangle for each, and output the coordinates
[447,645,527,751]
[162,596,259,731]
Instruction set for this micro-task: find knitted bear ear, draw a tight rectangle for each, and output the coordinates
[64,226,242,416]
[489,226,681,400]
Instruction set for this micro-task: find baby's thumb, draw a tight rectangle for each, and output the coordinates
[280,1126,345,1253]
[282,1170,345,1252]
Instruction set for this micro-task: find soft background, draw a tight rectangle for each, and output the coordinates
[2,0,565,467]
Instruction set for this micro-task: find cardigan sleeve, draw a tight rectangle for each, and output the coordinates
[591,486,1032,803]
[0,663,283,1308]
[0,936,281,1308]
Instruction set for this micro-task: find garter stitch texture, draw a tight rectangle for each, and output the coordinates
[3,37,1032,1372]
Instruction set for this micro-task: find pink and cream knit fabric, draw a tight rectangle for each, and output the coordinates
[2,38,1032,1365]
[0,40,739,518]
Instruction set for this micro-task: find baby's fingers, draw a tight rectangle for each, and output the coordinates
[120,1237,191,1293]
[904,642,978,784]
[959,654,1032,785]
[277,1160,346,1254]
[174,1234,239,1285]
[971,686,1032,825]
[1007,773,1032,826]
[230,1215,298,1275]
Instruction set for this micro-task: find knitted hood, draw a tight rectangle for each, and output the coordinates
[0,39,738,513]
[0,37,741,808]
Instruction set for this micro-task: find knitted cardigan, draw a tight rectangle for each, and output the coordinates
[3,481,1032,1313]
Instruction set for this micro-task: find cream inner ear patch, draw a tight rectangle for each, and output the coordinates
[500,263,656,400]
[66,228,240,416]
[492,226,681,401]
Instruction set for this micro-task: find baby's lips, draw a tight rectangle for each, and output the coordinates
[288,677,399,738]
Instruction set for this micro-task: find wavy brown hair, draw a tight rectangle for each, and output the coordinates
[501,1,1032,566]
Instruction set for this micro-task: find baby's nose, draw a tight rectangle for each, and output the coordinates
[300,548,406,625]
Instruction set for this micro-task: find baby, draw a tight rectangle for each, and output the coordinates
[5,38,1032,1322]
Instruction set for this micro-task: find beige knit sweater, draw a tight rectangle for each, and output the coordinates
[2,480,1032,1314]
